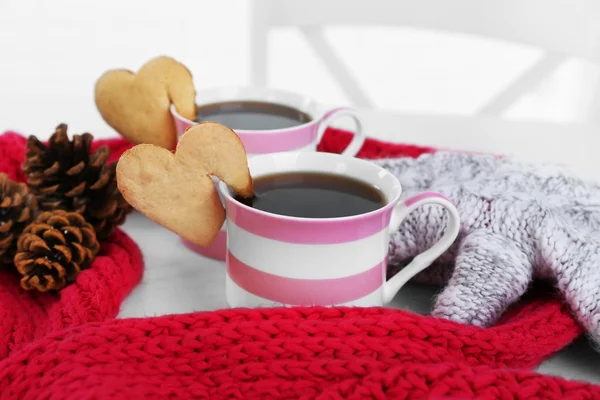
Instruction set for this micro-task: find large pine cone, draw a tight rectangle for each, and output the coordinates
[0,173,37,265]
[22,123,132,240]
[14,210,100,292]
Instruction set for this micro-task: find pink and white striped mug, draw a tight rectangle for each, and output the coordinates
[218,152,461,308]
[171,86,366,261]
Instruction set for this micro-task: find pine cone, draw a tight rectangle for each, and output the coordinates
[0,173,37,265]
[22,123,132,240]
[14,210,100,292]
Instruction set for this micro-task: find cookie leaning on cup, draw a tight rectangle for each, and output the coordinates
[95,55,196,150]
[115,122,253,247]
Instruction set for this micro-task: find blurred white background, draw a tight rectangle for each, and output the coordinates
[1,0,599,138]
[1,0,599,181]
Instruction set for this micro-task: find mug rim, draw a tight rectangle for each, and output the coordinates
[218,152,403,223]
[169,85,328,133]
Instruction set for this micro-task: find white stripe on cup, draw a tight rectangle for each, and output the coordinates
[226,220,389,279]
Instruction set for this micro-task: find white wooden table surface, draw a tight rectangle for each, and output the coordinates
[114,109,600,384]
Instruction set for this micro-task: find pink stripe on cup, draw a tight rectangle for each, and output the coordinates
[170,106,318,154]
[227,252,384,305]
[226,199,393,244]
[236,124,317,154]
[173,114,192,138]
[182,230,227,261]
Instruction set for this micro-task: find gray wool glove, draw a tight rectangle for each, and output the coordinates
[374,152,600,346]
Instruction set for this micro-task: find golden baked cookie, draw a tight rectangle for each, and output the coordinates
[95,55,196,149]
[116,122,253,247]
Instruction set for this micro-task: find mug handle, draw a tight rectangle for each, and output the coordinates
[316,107,366,157]
[382,192,461,304]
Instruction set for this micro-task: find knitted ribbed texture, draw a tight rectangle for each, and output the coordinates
[0,300,593,399]
[0,129,596,399]
[372,152,600,347]
[0,132,143,360]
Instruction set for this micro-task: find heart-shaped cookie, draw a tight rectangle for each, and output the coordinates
[116,122,253,246]
[95,55,196,150]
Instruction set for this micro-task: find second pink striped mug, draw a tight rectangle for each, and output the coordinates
[171,86,366,261]
[218,152,461,308]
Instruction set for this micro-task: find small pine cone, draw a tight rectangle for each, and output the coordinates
[0,173,37,265]
[22,123,132,240]
[89,162,131,240]
[14,210,100,292]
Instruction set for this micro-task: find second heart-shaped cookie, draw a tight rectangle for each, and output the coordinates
[95,56,197,150]
[116,122,253,246]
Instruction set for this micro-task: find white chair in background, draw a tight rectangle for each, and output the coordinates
[248,0,600,182]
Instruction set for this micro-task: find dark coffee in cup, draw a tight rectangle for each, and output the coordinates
[235,172,386,218]
[195,101,312,130]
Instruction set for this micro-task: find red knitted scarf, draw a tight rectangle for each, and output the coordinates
[0,129,597,399]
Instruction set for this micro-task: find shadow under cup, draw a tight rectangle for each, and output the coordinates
[217,152,403,308]
[170,87,366,260]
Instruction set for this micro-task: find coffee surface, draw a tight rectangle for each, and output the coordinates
[196,101,312,130]
[235,172,386,218]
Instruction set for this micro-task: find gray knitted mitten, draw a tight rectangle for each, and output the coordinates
[375,152,600,345]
